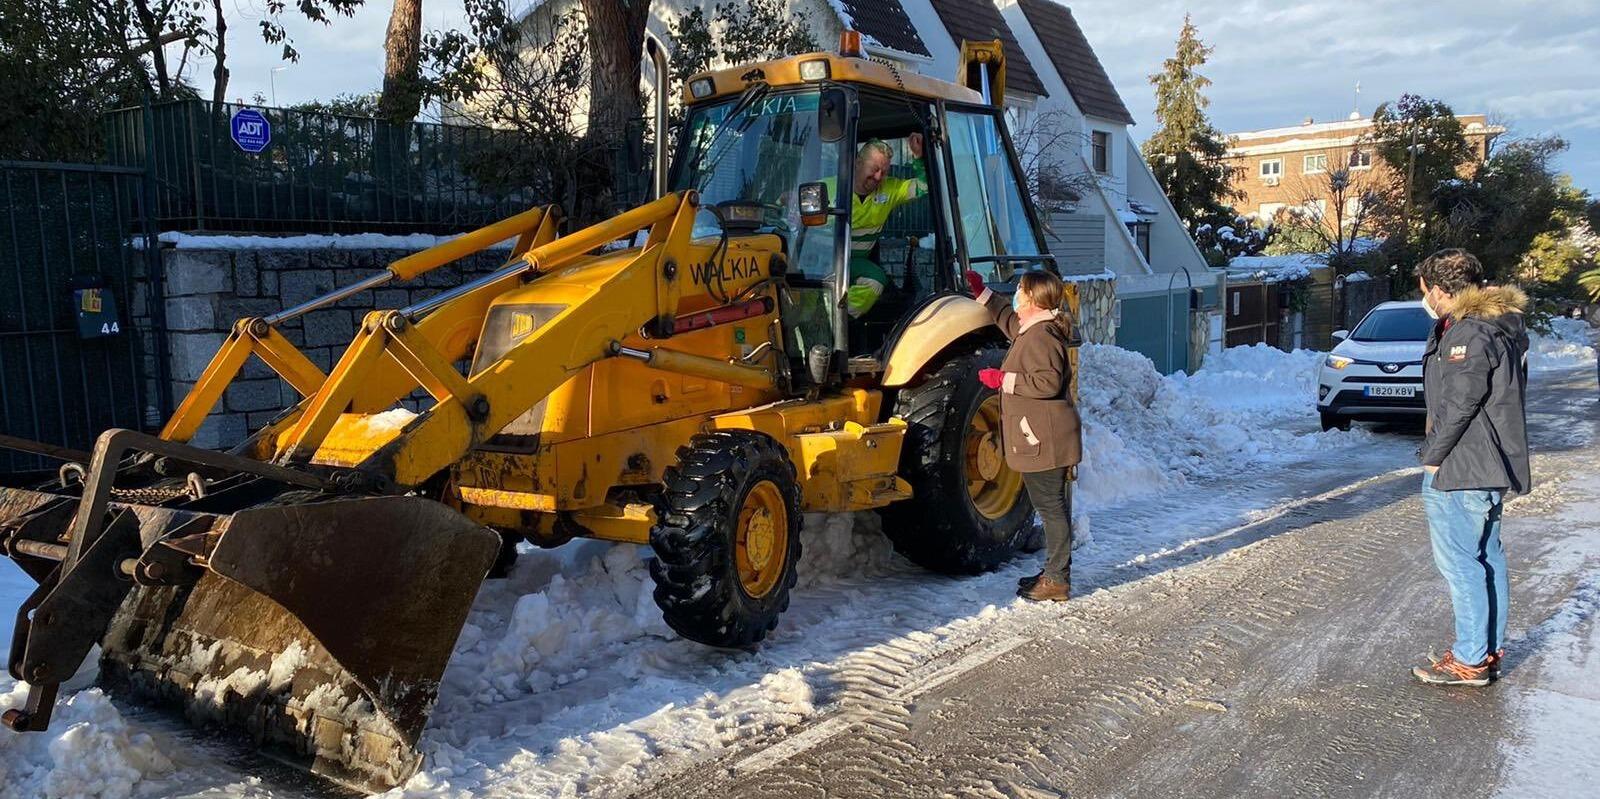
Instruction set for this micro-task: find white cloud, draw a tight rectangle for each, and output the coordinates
[1065,0,1600,189]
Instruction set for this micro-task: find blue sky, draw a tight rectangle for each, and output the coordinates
[209,0,1599,193]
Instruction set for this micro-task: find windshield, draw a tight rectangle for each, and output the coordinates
[670,89,842,280]
[1351,307,1432,342]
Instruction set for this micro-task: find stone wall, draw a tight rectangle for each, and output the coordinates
[158,246,507,449]
[1068,275,1117,346]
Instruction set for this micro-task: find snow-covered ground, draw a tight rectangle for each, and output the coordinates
[0,323,1589,798]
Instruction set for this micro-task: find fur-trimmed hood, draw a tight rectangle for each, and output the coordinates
[1448,285,1528,320]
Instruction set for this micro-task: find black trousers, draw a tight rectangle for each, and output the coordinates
[1022,467,1072,582]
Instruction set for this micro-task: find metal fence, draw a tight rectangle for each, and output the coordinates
[0,161,166,473]
[102,99,651,234]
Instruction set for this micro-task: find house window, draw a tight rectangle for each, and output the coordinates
[1091,131,1109,173]
[1258,202,1286,220]
[1303,154,1328,174]
[1348,149,1373,169]
[1260,159,1283,180]
[1128,221,1151,262]
[1344,196,1363,219]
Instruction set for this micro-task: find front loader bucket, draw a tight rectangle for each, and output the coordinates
[0,472,500,793]
[98,496,499,792]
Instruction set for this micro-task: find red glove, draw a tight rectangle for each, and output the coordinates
[978,368,1004,390]
[965,270,987,297]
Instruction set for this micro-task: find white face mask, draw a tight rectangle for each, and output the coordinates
[1422,292,1441,320]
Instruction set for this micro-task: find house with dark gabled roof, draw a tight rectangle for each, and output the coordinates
[999,0,1205,280]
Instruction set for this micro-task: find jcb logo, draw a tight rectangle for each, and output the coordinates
[511,312,537,342]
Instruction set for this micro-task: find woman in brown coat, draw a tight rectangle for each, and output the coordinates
[965,269,1083,601]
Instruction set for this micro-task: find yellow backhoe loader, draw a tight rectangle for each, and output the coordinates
[0,36,1077,792]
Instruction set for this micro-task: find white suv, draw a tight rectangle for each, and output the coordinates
[1316,300,1432,430]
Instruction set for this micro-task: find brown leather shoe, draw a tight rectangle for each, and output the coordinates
[1021,575,1070,602]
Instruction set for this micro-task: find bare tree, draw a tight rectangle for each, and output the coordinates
[1278,148,1387,272]
[1008,109,1101,215]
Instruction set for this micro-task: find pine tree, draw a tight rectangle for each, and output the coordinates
[1141,17,1241,242]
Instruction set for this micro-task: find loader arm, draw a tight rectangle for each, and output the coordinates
[278,191,705,490]
[162,204,563,452]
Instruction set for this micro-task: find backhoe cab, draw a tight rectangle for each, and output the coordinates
[0,35,1076,793]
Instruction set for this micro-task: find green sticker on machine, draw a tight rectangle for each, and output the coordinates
[734,328,747,343]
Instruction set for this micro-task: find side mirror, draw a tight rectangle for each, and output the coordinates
[798,182,830,227]
[819,87,846,142]
[1332,329,1349,342]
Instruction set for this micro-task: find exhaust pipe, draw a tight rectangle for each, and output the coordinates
[645,33,670,200]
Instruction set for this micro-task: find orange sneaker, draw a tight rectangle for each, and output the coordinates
[1412,650,1493,686]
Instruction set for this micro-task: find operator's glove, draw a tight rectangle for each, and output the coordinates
[978,368,1004,390]
[965,270,987,297]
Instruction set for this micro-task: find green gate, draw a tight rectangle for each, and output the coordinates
[0,161,168,473]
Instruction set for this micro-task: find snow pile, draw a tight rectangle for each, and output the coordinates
[1074,343,1350,509]
[1169,344,1325,415]
[0,682,172,799]
[1529,316,1596,371]
[448,543,672,704]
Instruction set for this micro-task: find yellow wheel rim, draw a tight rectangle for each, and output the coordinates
[965,395,1022,520]
[736,480,788,598]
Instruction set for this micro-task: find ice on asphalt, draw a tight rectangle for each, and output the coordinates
[0,327,1584,797]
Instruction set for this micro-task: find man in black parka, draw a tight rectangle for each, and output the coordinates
[1409,249,1530,687]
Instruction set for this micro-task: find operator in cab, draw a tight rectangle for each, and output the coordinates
[843,133,926,318]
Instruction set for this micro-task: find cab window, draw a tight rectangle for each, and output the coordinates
[944,107,1046,284]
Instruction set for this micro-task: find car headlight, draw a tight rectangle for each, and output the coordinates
[1324,355,1353,370]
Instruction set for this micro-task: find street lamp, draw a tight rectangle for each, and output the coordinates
[270,66,288,107]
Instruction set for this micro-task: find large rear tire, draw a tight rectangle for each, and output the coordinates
[880,346,1035,574]
[648,431,802,647]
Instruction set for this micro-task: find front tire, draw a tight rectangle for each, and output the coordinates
[880,346,1035,574]
[648,431,802,647]
[1320,411,1351,431]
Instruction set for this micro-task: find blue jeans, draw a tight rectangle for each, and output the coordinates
[1421,471,1508,664]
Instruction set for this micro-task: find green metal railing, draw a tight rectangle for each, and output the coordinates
[103,99,650,234]
[0,161,167,473]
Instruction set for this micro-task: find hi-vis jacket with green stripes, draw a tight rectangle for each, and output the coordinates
[825,158,928,317]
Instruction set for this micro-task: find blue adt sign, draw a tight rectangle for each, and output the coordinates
[230,109,271,154]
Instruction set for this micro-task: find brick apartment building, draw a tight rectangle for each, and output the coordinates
[1222,112,1503,223]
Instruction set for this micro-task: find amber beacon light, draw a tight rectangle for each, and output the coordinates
[839,29,863,58]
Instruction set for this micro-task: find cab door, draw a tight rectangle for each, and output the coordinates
[939,103,1055,286]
